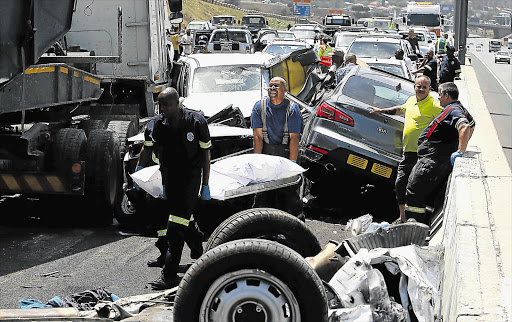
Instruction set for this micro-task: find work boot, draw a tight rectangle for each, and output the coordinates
[149,274,181,290]
[147,256,165,267]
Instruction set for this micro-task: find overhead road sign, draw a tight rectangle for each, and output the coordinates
[293,4,311,16]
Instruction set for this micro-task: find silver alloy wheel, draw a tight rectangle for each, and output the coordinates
[121,194,137,215]
[199,269,301,322]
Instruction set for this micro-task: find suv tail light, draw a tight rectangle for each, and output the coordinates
[316,102,354,127]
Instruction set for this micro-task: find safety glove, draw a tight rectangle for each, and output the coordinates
[200,185,211,200]
[450,149,463,165]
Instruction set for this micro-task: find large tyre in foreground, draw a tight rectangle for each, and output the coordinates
[174,239,328,322]
[205,208,322,257]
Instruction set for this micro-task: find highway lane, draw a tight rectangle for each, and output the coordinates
[0,195,352,309]
[467,38,512,167]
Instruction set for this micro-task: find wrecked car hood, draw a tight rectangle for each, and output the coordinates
[182,91,263,119]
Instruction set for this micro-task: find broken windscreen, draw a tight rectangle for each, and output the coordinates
[192,66,261,93]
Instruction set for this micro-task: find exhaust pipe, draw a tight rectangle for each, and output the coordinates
[324,163,336,171]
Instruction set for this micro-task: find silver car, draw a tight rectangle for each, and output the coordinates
[207,29,254,54]
[299,65,417,185]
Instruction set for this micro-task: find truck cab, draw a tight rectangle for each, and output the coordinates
[241,15,268,36]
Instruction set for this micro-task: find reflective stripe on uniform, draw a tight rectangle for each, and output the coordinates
[169,215,190,226]
[455,118,468,130]
[157,229,167,237]
[152,152,160,164]
[199,140,212,149]
[405,204,426,214]
[454,69,461,73]
[144,141,154,147]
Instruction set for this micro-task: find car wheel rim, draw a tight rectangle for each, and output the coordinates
[200,269,301,322]
[121,194,137,215]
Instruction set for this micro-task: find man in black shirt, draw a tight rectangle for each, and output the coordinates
[439,46,461,84]
[413,49,438,91]
[404,82,475,223]
[407,29,421,54]
[149,87,212,290]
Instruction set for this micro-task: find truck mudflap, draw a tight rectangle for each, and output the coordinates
[0,162,85,195]
[0,63,102,114]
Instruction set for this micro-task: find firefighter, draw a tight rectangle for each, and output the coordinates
[405,82,475,223]
[149,87,211,290]
[131,113,169,269]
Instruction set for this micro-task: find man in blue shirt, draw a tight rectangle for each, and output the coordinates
[251,77,305,219]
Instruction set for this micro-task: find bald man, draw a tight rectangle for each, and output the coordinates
[251,77,305,220]
[149,87,211,290]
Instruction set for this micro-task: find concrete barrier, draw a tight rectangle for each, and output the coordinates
[432,61,512,321]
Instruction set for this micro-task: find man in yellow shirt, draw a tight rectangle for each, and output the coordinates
[371,75,443,222]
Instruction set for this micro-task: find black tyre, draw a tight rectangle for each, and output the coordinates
[52,128,87,169]
[78,119,105,137]
[205,208,322,257]
[106,120,138,157]
[85,129,122,223]
[174,239,328,322]
[113,192,138,224]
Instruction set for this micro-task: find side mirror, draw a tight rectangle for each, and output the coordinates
[408,53,418,61]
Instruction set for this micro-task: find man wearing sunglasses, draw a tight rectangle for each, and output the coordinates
[250,77,305,220]
[371,75,443,223]
[404,82,475,223]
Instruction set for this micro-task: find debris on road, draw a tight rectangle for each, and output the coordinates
[39,271,59,277]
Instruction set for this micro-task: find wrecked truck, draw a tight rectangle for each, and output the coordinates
[0,0,182,223]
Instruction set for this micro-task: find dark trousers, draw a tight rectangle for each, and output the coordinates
[161,167,203,278]
[395,152,418,205]
[404,153,452,224]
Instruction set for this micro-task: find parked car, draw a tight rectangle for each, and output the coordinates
[254,29,297,52]
[173,53,272,121]
[289,24,323,47]
[332,31,366,58]
[363,58,414,80]
[207,28,254,53]
[298,65,419,186]
[346,35,418,72]
[187,20,213,31]
[211,15,236,27]
[494,51,511,64]
[262,40,310,55]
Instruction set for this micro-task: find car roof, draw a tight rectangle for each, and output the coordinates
[265,40,308,46]
[181,53,275,67]
[352,36,402,43]
[363,58,406,65]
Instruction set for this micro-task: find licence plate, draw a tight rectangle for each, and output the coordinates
[347,154,368,170]
[0,159,12,170]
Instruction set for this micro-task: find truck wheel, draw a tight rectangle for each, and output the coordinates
[78,119,105,137]
[174,239,328,322]
[52,128,87,169]
[205,208,322,257]
[85,129,122,224]
[106,120,138,157]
